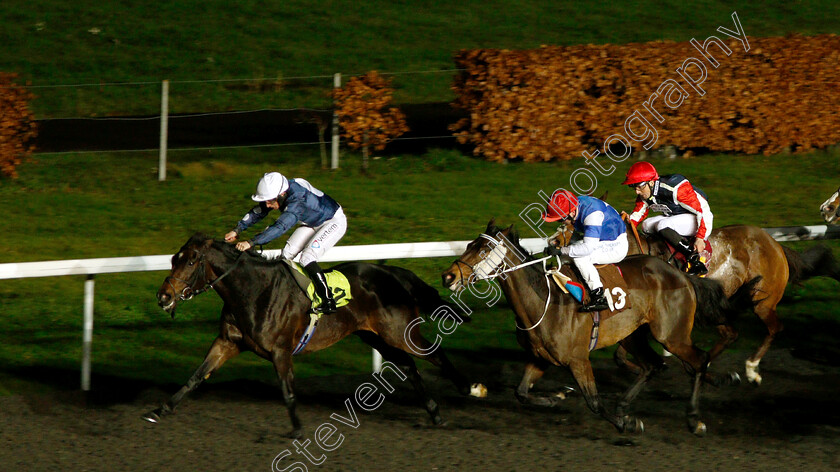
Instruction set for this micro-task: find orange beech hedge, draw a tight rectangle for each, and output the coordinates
[0,73,37,178]
[451,34,840,162]
[334,71,408,153]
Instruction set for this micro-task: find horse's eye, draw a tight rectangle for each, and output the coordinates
[188,259,196,266]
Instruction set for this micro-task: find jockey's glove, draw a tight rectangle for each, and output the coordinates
[543,245,563,257]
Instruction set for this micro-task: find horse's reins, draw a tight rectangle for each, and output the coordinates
[165,251,246,301]
[452,233,553,331]
[623,213,645,254]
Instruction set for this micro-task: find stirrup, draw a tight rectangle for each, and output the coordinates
[579,297,609,312]
[686,255,709,276]
[312,298,337,315]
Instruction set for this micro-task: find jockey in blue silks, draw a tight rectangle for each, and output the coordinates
[543,190,628,312]
[224,172,347,314]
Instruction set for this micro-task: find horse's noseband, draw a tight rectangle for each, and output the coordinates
[165,251,246,303]
[451,234,510,284]
[165,253,207,301]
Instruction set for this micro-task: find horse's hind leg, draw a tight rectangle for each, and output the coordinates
[568,358,641,433]
[515,358,568,407]
[356,332,443,425]
[271,350,303,439]
[143,335,240,423]
[746,304,783,386]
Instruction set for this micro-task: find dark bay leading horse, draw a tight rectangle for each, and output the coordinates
[150,233,485,438]
[442,221,758,435]
[565,220,840,384]
[820,186,840,224]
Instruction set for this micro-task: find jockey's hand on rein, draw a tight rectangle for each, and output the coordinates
[544,245,563,257]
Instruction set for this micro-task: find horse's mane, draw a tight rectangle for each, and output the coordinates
[186,232,285,266]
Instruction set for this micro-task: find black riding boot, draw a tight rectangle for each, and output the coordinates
[304,262,337,314]
[579,287,609,312]
[659,228,708,275]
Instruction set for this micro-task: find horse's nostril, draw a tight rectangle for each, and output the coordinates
[442,273,454,285]
[159,293,170,304]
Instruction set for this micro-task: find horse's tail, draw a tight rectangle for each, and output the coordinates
[688,275,762,327]
[782,244,840,285]
[378,265,471,323]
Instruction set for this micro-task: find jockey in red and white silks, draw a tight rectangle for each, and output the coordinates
[622,162,712,275]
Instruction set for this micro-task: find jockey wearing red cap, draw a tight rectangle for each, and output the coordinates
[622,162,712,275]
[543,190,628,312]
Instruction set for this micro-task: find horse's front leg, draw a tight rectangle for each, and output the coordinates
[144,336,240,423]
[514,358,567,406]
[568,358,643,433]
[272,350,303,439]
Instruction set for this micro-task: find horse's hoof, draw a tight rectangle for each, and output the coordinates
[432,415,445,426]
[556,385,576,399]
[745,360,762,385]
[469,383,488,398]
[285,429,304,440]
[622,416,645,434]
[692,421,707,437]
[142,409,162,423]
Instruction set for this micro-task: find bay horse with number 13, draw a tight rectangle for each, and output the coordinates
[442,220,759,435]
[149,233,486,439]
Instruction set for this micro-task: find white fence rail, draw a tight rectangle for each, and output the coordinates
[1,225,837,390]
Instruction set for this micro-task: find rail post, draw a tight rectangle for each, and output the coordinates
[81,275,95,391]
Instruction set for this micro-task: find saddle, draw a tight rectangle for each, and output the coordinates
[549,263,632,321]
[549,263,632,351]
[282,260,354,355]
[282,260,353,312]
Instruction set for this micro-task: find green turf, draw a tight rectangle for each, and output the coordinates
[2,1,839,117]
[1,147,839,394]
[1,1,839,394]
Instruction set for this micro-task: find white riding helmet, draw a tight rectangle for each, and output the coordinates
[251,172,289,202]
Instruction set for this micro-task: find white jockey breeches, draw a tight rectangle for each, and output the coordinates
[572,233,628,291]
[639,213,713,238]
[282,208,347,266]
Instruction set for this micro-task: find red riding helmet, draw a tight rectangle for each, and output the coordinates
[622,161,659,185]
[542,190,579,222]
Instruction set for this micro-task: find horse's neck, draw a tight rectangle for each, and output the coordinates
[206,251,291,304]
[499,265,566,325]
[628,228,663,256]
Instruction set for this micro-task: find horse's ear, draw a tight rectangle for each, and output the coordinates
[506,223,519,242]
[598,191,609,202]
[485,217,497,233]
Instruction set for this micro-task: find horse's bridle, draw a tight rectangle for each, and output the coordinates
[452,233,556,331]
[821,186,840,221]
[164,251,245,302]
[450,233,513,286]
